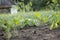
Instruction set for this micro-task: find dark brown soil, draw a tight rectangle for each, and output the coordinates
[0,28,6,40]
[0,24,60,40]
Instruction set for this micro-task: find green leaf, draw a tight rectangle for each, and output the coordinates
[35,12,41,19]
[50,21,58,30]
[52,0,57,3]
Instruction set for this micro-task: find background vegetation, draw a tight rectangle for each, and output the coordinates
[13,0,60,11]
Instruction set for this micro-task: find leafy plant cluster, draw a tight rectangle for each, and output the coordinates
[35,11,60,30]
[0,11,60,39]
[36,11,60,29]
[0,12,40,39]
[49,12,60,29]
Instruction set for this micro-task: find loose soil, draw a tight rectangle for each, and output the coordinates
[0,24,60,40]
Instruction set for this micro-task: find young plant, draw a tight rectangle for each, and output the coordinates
[49,12,60,30]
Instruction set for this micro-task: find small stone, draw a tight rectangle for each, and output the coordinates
[33,31,36,34]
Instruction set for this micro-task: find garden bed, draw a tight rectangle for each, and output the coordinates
[0,11,60,40]
[0,24,60,40]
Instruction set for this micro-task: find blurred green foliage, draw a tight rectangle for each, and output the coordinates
[0,11,60,39]
[0,0,60,40]
[13,0,60,11]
